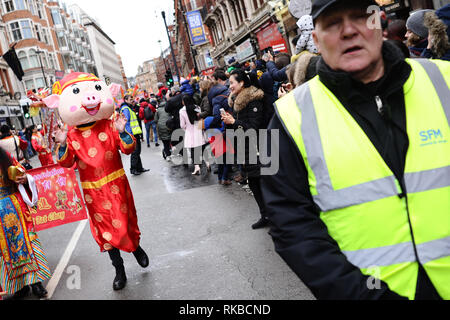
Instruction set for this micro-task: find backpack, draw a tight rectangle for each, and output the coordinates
[144,106,154,120]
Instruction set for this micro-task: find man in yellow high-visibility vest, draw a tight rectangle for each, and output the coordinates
[120,95,149,176]
[261,0,450,300]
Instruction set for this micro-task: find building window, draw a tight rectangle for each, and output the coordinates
[18,51,29,70]
[14,0,25,10]
[25,79,34,90]
[10,22,21,41]
[34,25,41,41]
[27,0,36,15]
[35,77,45,89]
[51,8,62,25]
[3,0,15,12]
[57,31,67,48]
[28,49,39,68]
[20,20,33,39]
[42,27,49,44]
[36,2,42,19]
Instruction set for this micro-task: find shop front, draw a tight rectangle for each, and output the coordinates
[235,38,256,63]
[256,21,289,54]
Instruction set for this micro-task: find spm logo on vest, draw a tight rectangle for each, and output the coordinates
[419,129,447,147]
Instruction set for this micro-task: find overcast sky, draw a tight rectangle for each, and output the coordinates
[63,0,176,78]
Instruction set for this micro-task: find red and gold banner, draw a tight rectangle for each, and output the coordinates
[27,164,88,231]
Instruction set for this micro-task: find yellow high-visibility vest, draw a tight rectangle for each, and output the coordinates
[120,105,142,136]
[275,59,450,300]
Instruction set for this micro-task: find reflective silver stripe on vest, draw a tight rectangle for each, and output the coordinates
[343,237,450,269]
[343,241,415,269]
[405,166,450,193]
[415,59,450,125]
[417,236,450,264]
[293,74,449,212]
[294,84,399,211]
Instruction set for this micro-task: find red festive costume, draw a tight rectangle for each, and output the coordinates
[57,119,140,253]
[31,133,54,167]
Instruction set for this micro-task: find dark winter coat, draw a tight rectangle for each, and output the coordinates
[165,93,184,130]
[208,84,231,128]
[155,103,172,141]
[198,95,212,119]
[227,86,265,178]
[180,79,194,96]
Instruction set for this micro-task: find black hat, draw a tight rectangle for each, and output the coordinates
[311,0,378,21]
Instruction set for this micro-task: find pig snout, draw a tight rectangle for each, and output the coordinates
[82,92,101,107]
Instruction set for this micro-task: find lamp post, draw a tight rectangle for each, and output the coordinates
[158,40,168,72]
[161,10,181,85]
[35,49,48,88]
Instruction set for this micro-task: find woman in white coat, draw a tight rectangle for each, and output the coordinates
[179,95,210,175]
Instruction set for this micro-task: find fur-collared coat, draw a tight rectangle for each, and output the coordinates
[228,86,265,177]
[423,9,450,60]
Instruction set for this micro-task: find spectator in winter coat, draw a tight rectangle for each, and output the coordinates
[165,86,185,154]
[139,100,159,148]
[180,79,194,96]
[208,74,231,128]
[198,79,213,119]
[157,83,169,100]
[180,95,208,175]
[406,9,433,57]
[422,8,450,61]
[221,69,268,229]
[155,100,173,160]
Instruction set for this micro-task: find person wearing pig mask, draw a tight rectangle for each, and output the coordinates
[43,73,149,291]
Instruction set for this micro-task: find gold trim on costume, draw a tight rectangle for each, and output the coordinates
[81,168,125,190]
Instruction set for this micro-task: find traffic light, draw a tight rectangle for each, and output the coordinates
[22,104,30,119]
[165,70,174,87]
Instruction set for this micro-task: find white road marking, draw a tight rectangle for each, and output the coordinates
[44,220,88,300]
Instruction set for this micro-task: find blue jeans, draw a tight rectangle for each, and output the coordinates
[145,121,158,145]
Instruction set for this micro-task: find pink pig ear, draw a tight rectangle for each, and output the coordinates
[43,94,61,109]
[109,83,122,98]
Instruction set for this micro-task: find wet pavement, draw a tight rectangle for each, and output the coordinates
[5,140,314,301]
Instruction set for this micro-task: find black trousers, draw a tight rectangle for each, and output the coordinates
[162,140,172,158]
[131,134,143,172]
[248,177,267,219]
[190,144,207,165]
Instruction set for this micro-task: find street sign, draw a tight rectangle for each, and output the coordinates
[289,0,312,19]
[186,10,207,46]
[236,39,255,62]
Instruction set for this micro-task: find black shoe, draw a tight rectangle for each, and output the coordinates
[133,246,149,268]
[252,217,270,230]
[131,170,142,176]
[13,285,30,299]
[155,143,160,147]
[147,145,150,148]
[31,282,48,298]
[138,168,150,173]
[113,265,127,291]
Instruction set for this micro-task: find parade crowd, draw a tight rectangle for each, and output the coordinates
[1,0,449,300]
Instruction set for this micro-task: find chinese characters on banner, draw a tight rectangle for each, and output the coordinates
[186,10,207,45]
[27,164,88,232]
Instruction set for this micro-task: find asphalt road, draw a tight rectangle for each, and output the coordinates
[12,139,314,300]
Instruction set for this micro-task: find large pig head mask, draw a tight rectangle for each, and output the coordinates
[43,72,121,127]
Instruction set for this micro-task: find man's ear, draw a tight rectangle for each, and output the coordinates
[43,95,60,109]
[312,30,321,54]
[109,83,122,97]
